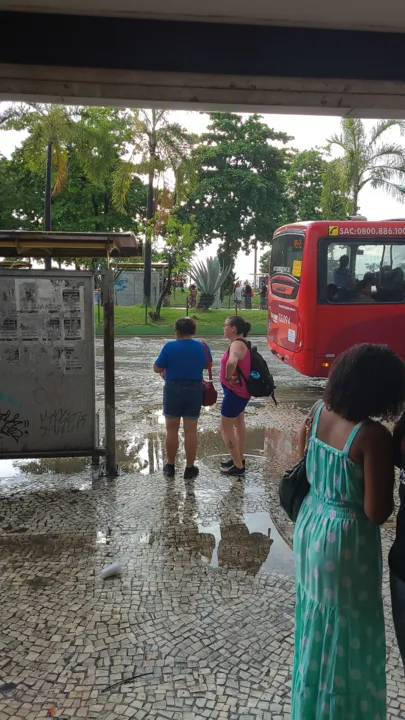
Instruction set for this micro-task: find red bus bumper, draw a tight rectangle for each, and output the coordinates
[267,337,330,378]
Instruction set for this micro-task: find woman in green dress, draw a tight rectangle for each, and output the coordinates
[292,343,405,719]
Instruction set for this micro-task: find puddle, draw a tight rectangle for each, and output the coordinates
[157,477,295,578]
[0,336,320,581]
[197,510,294,577]
[0,408,304,483]
[0,335,321,483]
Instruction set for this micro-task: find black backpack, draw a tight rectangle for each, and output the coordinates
[231,340,277,403]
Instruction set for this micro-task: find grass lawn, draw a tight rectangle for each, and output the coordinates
[160,291,263,310]
[95,306,268,336]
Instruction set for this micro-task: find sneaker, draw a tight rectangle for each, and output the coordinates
[221,464,245,477]
[220,458,246,469]
[163,463,175,478]
[184,465,199,480]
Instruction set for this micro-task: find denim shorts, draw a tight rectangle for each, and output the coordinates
[221,384,250,418]
[163,380,203,419]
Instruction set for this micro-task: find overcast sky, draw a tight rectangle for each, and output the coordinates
[1,107,405,281]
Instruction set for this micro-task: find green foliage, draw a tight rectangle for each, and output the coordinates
[111,109,195,215]
[151,216,197,318]
[183,113,292,260]
[323,118,405,214]
[0,103,76,195]
[3,105,405,281]
[0,150,44,230]
[284,149,346,221]
[0,108,148,253]
[160,216,196,273]
[191,256,232,309]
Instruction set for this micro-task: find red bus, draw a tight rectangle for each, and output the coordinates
[267,220,405,377]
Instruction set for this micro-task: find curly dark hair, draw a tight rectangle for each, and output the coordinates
[324,343,405,422]
[175,317,196,336]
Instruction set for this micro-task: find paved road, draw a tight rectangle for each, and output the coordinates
[0,338,403,719]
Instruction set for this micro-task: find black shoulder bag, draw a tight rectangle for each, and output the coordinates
[279,401,323,522]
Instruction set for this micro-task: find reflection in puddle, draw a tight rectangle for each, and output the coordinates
[119,434,164,475]
[157,479,294,578]
[96,530,107,544]
[139,532,151,544]
[198,511,293,577]
[264,424,299,469]
[0,456,90,480]
[0,400,311,483]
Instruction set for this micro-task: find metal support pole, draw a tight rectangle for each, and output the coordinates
[92,411,101,467]
[103,269,117,477]
[44,141,52,271]
[253,242,258,290]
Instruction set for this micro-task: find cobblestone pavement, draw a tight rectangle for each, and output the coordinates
[0,338,404,719]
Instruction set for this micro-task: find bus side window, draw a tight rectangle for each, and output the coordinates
[321,239,405,304]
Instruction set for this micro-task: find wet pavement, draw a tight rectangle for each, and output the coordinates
[0,337,404,719]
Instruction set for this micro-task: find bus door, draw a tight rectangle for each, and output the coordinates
[316,236,405,370]
[268,231,304,357]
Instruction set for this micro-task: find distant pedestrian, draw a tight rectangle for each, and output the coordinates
[189,284,197,309]
[234,282,242,310]
[244,280,252,309]
[219,315,252,477]
[153,317,212,480]
[256,280,268,310]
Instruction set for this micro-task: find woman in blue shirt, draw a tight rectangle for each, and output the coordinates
[153,317,212,480]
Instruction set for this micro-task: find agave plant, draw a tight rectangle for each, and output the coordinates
[190,257,232,310]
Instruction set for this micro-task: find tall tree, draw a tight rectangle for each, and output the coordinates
[0,105,147,253]
[0,110,148,260]
[0,103,75,193]
[0,151,44,230]
[150,216,197,319]
[0,103,76,268]
[112,109,195,305]
[183,113,291,265]
[323,118,405,215]
[285,149,349,221]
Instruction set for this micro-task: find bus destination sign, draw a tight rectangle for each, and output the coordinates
[329,225,405,237]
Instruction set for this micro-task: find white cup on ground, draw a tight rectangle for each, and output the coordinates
[101,561,122,579]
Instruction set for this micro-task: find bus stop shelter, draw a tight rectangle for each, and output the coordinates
[0,230,141,477]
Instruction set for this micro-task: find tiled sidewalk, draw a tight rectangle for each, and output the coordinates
[0,416,404,719]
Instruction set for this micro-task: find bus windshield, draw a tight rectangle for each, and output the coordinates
[324,240,405,303]
[271,233,304,281]
[270,232,304,300]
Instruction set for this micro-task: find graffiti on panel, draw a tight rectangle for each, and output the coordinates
[39,408,87,438]
[0,409,29,443]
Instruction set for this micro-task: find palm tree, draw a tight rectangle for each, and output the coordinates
[0,103,77,191]
[112,109,195,305]
[0,103,75,268]
[322,118,405,216]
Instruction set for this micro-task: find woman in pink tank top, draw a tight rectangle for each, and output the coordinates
[219,315,252,477]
